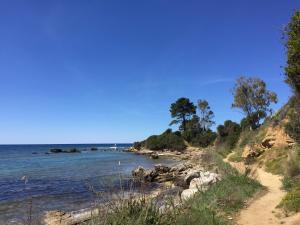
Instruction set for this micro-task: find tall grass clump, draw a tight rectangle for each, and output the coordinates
[175,152,261,225]
[279,146,300,213]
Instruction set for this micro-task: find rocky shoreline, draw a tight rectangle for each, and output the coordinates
[43,147,222,225]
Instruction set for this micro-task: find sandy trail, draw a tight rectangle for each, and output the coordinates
[225,156,300,225]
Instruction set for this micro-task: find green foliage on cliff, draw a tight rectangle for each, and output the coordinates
[188,130,217,148]
[143,129,186,151]
[284,10,300,96]
[285,97,300,144]
[284,10,300,144]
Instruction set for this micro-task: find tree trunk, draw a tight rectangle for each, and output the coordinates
[182,116,186,131]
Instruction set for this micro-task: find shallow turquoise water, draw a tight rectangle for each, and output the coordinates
[0,144,174,223]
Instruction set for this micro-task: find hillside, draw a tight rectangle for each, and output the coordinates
[223,101,300,225]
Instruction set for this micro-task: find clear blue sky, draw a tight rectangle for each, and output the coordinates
[0,0,298,144]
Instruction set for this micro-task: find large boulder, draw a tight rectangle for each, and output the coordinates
[181,171,221,201]
[132,166,145,178]
[132,165,175,183]
[150,152,159,159]
[189,172,220,190]
[181,188,198,201]
[143,169,159,182]
[131,166,160,182]
[170,163,192,173]
[184,169,203,185]
[154,164,170,173]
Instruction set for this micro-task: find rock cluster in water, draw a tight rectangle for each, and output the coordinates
[49,148,81,154]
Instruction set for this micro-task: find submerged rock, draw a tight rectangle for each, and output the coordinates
[43,208,100,225]
[67,148,81,153]
[49,148,81,154]
[150,152,159,159]
[50,149,63,153]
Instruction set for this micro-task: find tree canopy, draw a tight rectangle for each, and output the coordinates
[197,99,215,131]
[169,97,196,131]
[232,76,278,129]
[284,10,300,143]
[216,120,241,149]
[284,10,300,97]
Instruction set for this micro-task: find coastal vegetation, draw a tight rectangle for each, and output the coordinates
[83,151,261,225]
[134,129,186,151]
[123,9,300,224]
[24,8,300,225]
[279,10,300,213]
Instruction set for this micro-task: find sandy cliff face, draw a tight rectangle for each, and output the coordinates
[261,126,295,149]
[242,124,295,160]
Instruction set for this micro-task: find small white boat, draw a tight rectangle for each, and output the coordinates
[109,144,118,150]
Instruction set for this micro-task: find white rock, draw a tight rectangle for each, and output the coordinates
[189,172,220,189]
[184,169,202,184]
[181,188,198,200]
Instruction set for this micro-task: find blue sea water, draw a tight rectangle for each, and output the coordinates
[0,144,175,223]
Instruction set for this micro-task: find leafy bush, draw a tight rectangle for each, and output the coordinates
[133,142,142,150]
[285,148,300,178]
[280,146,300,213]
[145,130,186,151]
[285,109,300,144]
[216,120,241,149]
[284,10,300,96]
[190,130,217,148]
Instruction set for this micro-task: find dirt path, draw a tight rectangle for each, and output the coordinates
[225,156,300,225]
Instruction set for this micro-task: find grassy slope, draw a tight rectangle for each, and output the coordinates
[224,104,300,213]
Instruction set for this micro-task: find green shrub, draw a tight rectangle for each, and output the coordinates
[190,130,217,148]
[279,146,300,213]
[279,187,300,212]
[228,152,244,162]
[285,149,300,178]
[133,142,142,150]
[282,176,300,192]
[145,130,186,151]
[265,158,286,175]
[216,120,241,150]
[85,198,173,225]
[176,174,261,225]
[285,110,300,144]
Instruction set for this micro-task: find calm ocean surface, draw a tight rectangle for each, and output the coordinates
[0,144,175,223]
